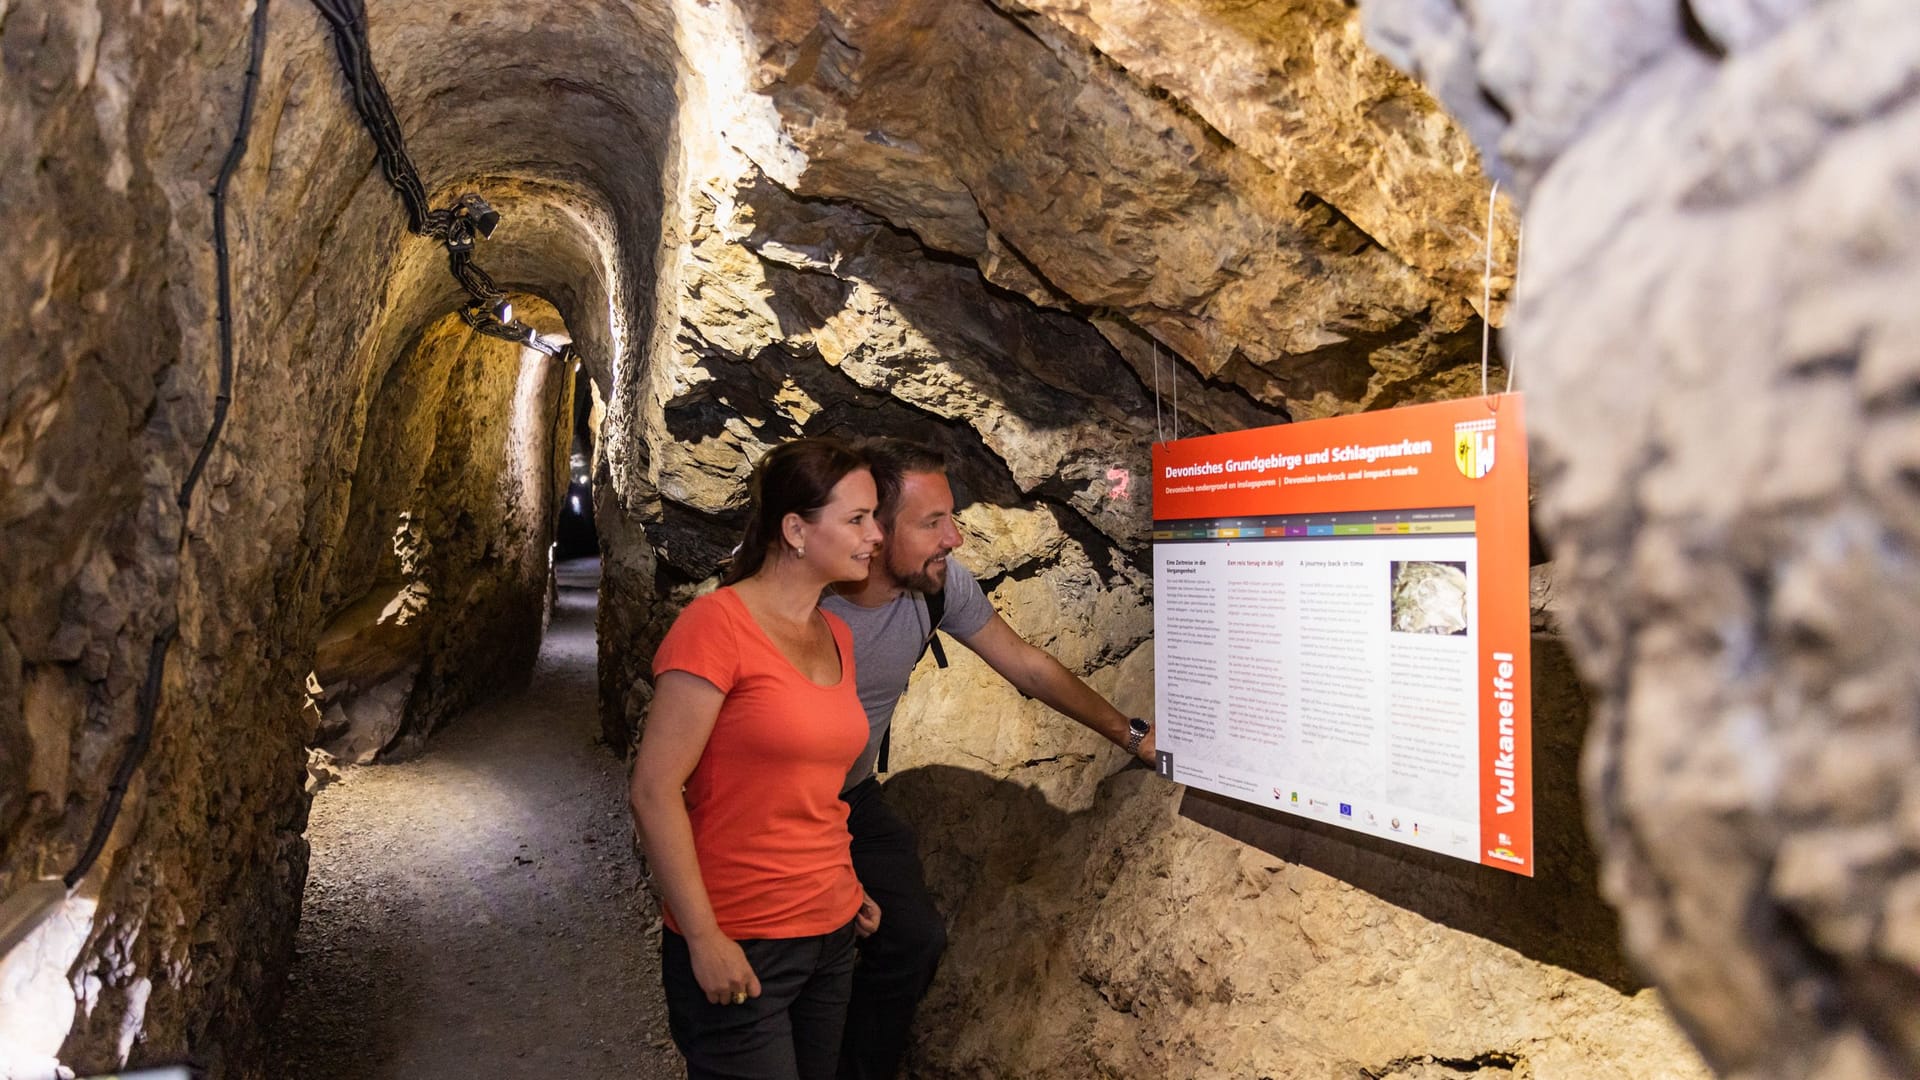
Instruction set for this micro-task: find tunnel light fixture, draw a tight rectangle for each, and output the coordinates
[440,192,502,252]
[459,192,501,241]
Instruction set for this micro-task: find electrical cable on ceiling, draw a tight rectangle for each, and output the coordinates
[307,0,570,360]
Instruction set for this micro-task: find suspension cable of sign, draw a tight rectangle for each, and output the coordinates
[1505,225,1524,395]
[1153,339,1164,444]
[1481,180,1499,401]
[1172,343,1180,442]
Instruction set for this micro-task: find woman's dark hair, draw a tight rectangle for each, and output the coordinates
[721,437,870,585]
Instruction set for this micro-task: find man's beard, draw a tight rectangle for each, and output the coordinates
[890,551,946,594]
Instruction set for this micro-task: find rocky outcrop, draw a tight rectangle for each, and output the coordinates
[1358,1,1920,1077]
[722,0,1514,420]
[602,0,1514,740]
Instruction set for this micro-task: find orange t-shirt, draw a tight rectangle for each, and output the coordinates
[651,587,868,939]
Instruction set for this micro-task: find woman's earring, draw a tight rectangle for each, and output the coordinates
[795,546,806,558]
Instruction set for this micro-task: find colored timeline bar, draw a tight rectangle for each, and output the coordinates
[1152,510,1476,542]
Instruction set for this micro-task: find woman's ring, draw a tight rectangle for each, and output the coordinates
[731,991,748,1005]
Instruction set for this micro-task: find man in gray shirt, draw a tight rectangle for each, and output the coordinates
[821,439,1156,1080]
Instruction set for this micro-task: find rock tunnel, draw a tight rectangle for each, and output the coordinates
[2,0,1917,1077]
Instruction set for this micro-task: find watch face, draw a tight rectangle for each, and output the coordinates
[1129,717,1151,737]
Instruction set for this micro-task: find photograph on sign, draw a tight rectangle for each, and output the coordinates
[1151,396,1534,875]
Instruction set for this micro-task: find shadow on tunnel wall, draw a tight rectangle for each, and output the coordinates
[878,763,1075,935]
[1180,631,1641,992]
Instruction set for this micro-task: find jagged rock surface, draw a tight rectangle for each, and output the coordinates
[1359,0,1920,1076]
[722,0,1515,420]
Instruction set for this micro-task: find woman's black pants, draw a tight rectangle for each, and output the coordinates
[662,919,859,1080]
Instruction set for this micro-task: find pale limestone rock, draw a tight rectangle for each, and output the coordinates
[302,750,343,797]
[1362,0,1920,1075]
[320,667,419,767]
[953,503,1069,579]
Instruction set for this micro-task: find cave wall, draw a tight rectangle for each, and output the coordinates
[594,0,1709,1076]
[0,1,668,1074]
[1358,1,1920,1077]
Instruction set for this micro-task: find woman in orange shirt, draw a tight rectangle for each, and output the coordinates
[630,437,885,1080]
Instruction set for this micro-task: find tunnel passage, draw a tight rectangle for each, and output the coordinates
[305,298,575,767]
[0,0,673,1070]
[267,551,682,1079]
[8,0,1908,1078]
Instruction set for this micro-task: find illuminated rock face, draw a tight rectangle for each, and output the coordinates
[1360,1,1920,1077]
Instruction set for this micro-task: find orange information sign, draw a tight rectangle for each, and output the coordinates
[1151,395,1533,875]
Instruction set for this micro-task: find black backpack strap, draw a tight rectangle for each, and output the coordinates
[879,589,949,776]
[921,588,949,669]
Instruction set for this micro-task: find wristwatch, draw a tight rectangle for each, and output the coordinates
[1125,716,1152,755]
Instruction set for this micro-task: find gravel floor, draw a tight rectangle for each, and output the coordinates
[269,560,682,1079]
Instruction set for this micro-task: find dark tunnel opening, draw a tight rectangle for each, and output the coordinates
[555,364,600,562]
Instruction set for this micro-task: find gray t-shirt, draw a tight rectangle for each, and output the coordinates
[821,556,995,792]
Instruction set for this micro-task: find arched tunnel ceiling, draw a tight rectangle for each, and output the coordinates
[271,0,676,393]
